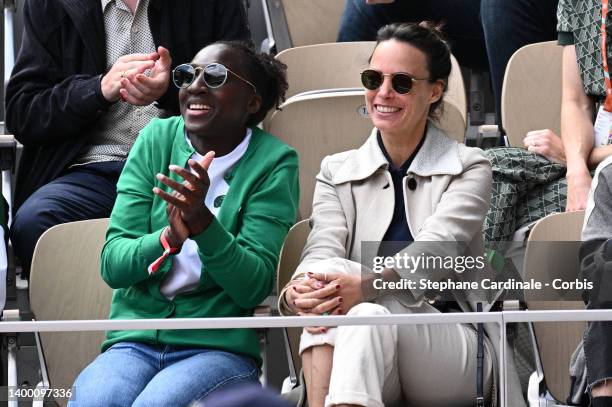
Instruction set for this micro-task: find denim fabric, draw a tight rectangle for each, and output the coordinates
[69,341,259,407]
[481,0,558,127]
[11,161,124,278]
[196,384,291,407]
[337,0,488,70]
[337,0,559,127]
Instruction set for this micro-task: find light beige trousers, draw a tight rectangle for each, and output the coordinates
[299,297,494,407]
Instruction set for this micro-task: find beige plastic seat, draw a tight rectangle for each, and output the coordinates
[502,41,563,147]
[27,218,274,405]
[29,218,112,406]
[276,42,375,99]
[276,219,311,391]
[265,91,371,218]
[275,42,467,123]
[523,210,585,404]
[265,89,466,219]
[280,0,346,47]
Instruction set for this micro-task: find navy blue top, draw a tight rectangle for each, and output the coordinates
[377,131,425,257]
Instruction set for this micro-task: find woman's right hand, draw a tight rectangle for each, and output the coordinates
[164,198,190,248]
[285,278,343,334]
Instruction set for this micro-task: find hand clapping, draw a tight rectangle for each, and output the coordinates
[153,151,215,244]
[101,46,172,105]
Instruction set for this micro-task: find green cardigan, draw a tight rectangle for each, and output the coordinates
[101,116,299,365]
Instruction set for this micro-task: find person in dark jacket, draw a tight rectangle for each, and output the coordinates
[5,0,250,278]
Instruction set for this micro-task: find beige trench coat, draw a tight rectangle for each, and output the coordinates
[281,123,525,407]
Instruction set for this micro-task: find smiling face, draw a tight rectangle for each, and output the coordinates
[178,44,261,149]
[365,39,444,140]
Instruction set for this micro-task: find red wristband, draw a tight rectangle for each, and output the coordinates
[147,227,180,275]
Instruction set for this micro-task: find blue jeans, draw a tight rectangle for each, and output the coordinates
[69,342,259,407]
[481,0,558,127]
[337,0,488,70]
[193,383,291,407]
[337,0,559,127]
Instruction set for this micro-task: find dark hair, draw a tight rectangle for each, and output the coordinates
[216,41,288,126]
[375,22,451,117]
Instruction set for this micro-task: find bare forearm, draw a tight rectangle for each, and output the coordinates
[561,102,594,176]
[561,45,595,177]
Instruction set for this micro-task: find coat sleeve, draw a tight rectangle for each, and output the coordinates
[580,160,612,308]
[278,155,364,315]
[213,0,251,42]
[5,1,111,146]
[413,148,492,243]
[579,160,612,266]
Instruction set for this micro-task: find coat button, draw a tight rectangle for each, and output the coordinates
[407,178,417,190]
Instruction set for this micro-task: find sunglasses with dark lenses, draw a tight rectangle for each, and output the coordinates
[360,69,428,94]
[172,63,257,93]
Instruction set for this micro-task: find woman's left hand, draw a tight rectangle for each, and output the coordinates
[523,129,566,165]
[153,151,215,236]
[307,271,365,313]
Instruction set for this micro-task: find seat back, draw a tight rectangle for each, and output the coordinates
[275,42,467,122]
[29,218,112,404]
[502,41,563,147]
[276,219,312,378]
[265,91,371,218]
[523,210,585,402]
[276,42,374,99]
[265,90,466,218]
[280,0,345,47]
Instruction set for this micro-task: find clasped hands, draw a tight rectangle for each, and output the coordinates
[102,46,172,105]
[286,271,364,334]
[152,152,215,249]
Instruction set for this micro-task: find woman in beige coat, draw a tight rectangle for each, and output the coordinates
[280,23,517,407]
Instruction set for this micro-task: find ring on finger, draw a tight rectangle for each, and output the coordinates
[121,70,127,79]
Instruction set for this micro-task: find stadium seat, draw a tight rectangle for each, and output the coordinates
[23,218,274,405]
[274,42,467,122]
[28,218,112,406]
[265,91,371,219]
[263,0,345,50]
[502,41,563,147]
[275,42,375,99]
[523,210,585,406]
[276,219,311,407]
[265,89,467,219]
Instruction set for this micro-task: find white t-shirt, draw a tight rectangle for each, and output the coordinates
[160,129,252,299]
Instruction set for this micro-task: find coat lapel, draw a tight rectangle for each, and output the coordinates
[331,123,464,253]
[60,0,107,71]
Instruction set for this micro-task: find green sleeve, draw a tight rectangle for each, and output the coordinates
[100,123,170,288]
[192,151,300,309]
